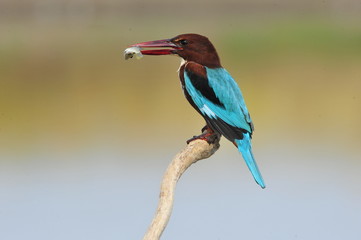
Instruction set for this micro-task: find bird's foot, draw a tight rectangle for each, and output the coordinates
[186,126,221,145]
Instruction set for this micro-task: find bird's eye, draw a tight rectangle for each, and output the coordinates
[179,39,188,45]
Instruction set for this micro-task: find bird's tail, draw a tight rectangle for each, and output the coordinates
[235,134,266,189]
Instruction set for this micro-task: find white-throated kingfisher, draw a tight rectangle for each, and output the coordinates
[129,34,265,188]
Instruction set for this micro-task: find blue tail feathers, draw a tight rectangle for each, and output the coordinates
[235,134,265,189]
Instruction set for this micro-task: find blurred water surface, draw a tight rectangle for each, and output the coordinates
[0,1,361,239]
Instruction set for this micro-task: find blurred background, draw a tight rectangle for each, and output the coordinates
[0,0,360,239]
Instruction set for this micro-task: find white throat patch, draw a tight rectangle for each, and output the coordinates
[177,58,187,73]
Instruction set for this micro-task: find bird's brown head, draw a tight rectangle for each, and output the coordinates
[129,33,221,68]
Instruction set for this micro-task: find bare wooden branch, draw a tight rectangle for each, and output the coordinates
[142,138,221,240]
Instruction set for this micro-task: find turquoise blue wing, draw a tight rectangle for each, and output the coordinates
[184,67,253,133]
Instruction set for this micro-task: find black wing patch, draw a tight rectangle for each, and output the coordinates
[185,69,225,108]
[205,117,249,141]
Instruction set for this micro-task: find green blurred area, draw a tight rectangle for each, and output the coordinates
[0,1,361,155]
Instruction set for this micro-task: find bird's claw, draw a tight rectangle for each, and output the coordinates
[186,126,220,144]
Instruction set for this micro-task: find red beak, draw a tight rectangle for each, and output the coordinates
[129,39,182,55]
